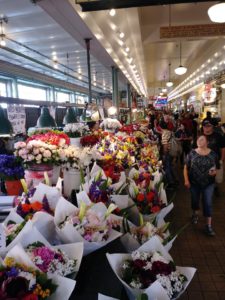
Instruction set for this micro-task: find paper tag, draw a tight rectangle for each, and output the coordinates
[0,224,6,249]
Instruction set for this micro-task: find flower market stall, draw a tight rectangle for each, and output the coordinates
[0,120,195,300]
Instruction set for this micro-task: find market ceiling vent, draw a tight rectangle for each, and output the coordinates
[76,0,212,11]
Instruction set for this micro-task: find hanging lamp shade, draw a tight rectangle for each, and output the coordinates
[36,107,57,128]
[0,107,13,135]
[208,3,225,23]
[174,42,187,76]
[174,65,187,75]
[63,107,77,124]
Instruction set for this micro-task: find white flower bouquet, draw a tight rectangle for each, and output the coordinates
[63,123,89,138]
[100,118,122,130]
[54,197,121,255]
[106,236,196,300]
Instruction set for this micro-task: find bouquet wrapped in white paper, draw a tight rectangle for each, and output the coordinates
[54,197,122,255]
[98,294,119,300]
[17,226,83,279]
[0,210,33,256]
[2,244,75,300]
[106,236,196,300]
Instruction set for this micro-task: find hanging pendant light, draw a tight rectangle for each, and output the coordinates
[166,63,174,87]
[36,107,57,128]
[0,107,13,135]
[208,3,225,23]
[63,107,77,124]
[174,42,187,75]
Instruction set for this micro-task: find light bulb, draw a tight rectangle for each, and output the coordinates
[208,3,225,23]
[109,9,116,17]
[53,63,58,69]
[119,32,125,39]
[0,39,6,47]
[221,83,225,89]
[166,81,174,87]
[174,65,187,75]
[162,88,167,93]
[125,47,130,52]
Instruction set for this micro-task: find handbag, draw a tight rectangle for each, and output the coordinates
[216,160,223,184]
[169,133,182,157]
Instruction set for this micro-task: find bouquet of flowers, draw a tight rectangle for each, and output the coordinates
[0,155,24,181]
[62,146,93,170]
[80,134,99,147]
[14,140,61,167]
[106,237,196,300]
[26,241,76,276]
[0,211,33,255]
[100,118,122,130]
[54,198,121,255]
[27,130,70,147]
[0,259,58,299]
[63,123,89,138]
[1,243,76,300]
[16,194,53,219]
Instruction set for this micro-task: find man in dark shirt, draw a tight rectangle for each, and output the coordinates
[202,119,225,161]
[202,119,225,196]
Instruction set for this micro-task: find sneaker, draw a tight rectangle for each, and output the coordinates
[204,225,216,236]
[191,214,198,224]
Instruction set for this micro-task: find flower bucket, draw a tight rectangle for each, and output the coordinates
[25,164,53,189]
[5,180,23,196]
[52,166,61,185]
[70,137,81,147]
[63,168,81,198]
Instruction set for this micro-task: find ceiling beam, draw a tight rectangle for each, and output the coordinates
[76,0,211,11]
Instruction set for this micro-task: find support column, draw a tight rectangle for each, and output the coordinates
[127,83,132,124]
[85,38,92,104]
[111,66,119,118]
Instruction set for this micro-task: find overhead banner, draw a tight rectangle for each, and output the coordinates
[154,97,168,108]
[7,104,26,134]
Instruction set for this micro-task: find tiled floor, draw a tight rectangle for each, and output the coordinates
[169,176,225,300]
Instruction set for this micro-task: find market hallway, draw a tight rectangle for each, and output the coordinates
[170,177,225,300]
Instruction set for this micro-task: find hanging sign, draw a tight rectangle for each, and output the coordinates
[7,104,26,134]
[160,24,225,39]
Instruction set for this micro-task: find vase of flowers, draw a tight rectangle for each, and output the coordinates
[0,155,24,196]
[24,163,53,188]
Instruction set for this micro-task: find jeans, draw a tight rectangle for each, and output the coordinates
[190,183,215,217]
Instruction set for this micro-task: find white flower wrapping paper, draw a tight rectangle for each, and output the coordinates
[106,236,196,300]
[31,182,61,210]
[54,197,122,256]
[3,244,76,300]
[14,226,83,279]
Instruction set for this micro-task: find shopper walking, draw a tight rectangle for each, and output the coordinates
[183,135,219,236]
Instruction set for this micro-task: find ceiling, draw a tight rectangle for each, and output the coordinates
[0,0,224,99]
[0,0,127,94]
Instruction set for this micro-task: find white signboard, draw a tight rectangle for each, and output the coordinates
[7,104,26,134]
